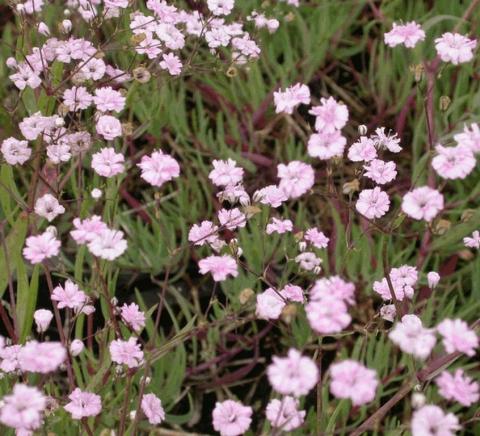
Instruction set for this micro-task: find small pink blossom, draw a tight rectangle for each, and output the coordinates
[454,122,480,154]
[87,229,128,260]
[62,86,93,111]
[464,230,480,249]
[265,396,305,431]
[159,53,183,75]
[273,83,311,114]
[256,288,286,320]
[19,341,66,373]
[109,337,144,368]
[70,339,85,356]
[198,255,238,281]
[266,218,293,235]
[435,32,477,65]
[64,388,102,419]
[307,130,347,160]
[310,276,355,305]
[411,405,460,436]
[436,369,479,407]
[356,187,390,219]
[309,97,349,134]
[295,252,322,271]
[208,159,244,187]
[34,193,65,222]
[23,231,61,264]
[91,147,125,177]
[348,136,377,162]
[363,159,397,184]
[96,115,122,140]
[1,138,31,165]
[427,271,440,289]
[432,144,476,179]
[306,295,351,334]
[120,303,146,332]
[384,22,425,48]
[277,161,315,199]
[93,87,126,113]
[207,0,235,16]
[304,227,329,249]
[371,127,402,152]
[141,393,165,425]
[218,208,246,230]
[212,400,252,436]
[254,185,288,208]
[437,318,478,356]
[329,360,378,406]
[51,280,87,311]
[70,215,108,245]
[280,284,304,302]
[137,150,180,187]
[401,186,444,221]
[188,221,219,246]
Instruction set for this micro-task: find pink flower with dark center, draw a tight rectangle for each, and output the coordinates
[91,147,125,177]
[356,187,390,219]
[198,255,238,281]
[141,393,165,425]
[411,405,460,436]
[64,388,102,419]
[34,193,65,222]
[23,231,61,264]
[1,137,31,165]
[137,150,180,187]
[109,337,144,368]
[212,400,252,436]
[207,0,235,16]
[401,186,444,221]
[266,396,305,431]
[436,369,479,407]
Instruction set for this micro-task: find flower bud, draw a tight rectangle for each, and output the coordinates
[427,271,440,289]
[6,57,17,69]
[439,96,451,111]
[358,124,368,135]
[91,188,102,199]
[411,392,426,409]
[70,339,85,356]
[45,226,57,237]
[313,265,322,275]
[38,22,50,36]
[298,241,307,252]
[60,19,72,34]
[34,309,53,333]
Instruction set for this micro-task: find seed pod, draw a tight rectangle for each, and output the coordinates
[133,66,151,83]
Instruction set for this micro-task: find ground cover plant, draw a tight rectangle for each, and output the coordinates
[0,0,479,434]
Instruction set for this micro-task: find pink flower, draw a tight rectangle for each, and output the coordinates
[310,276,355,305]
[266,218,293,235]
[70,215,108,245]
[0,345,22,373]
[64,388,102,419]
[273,83,311,114]
[464,230,480,249]
[427,271,440,289]
[207,0,235,16]
[435,32,477,65]
[304,227,329,249]
[208,159,244,187]
[33,309,53,333]
[432,144,476,179]
[384,22,425,48]
[62,86,93,111]
[437,318,478,356]
[188,221,219,246]
[137,150,180,187]
[371,127,402,152]
[23,231,61,264]
[306,295,351,334]
[159,53,183,75]
[280,284,304,302]
[254,185,288,208]
[307,130,347,160]
[348,137,377,162]
[401,186,444,221]
[1,138,31,165]
[0,384,46,432]
[141,393,165,425]
[218,208,246,230]
[389,314,436,360]
[267,348,319,396]
[329,360,378,406]
[198,255,238,281]
[212,400,252,436]
[34,193,65,222]
[380,304,396,322]
[91,147,125,177]
[436,369,479,407]
[265,396,305,431]
[277,161,315,199]
[356,187,390,219]
[109,337,144,368]
[87,229,128,260]
[120,303,146,332]
[373,265,418,302]
[454,122,480,154]
[217,184,249,205]
[93,87,126,113]
[295,252,321,271]
[363,159,397,184]
[96,115,122,140]
[19,341,66,373]
[51,280,87,311]
[411,405,460,436]
[256,288,286,320]
[309,97,349,133]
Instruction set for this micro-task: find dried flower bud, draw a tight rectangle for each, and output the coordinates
[342,179,360,195]
[133,66,151,83]
[226,66,237,77]
[410,63,424,82]
[285,12,295,22]
[461,209,475,223]
[239,288,255,305]
[293,231,304,242]
[432,219,451,235]
[122,122,134,136]
[439,95,451,111]
[243,205,261,218]
[131,33,147,45]
[281,304,297,324]
[458,249,474,261]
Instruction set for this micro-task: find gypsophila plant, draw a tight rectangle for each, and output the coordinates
[0,0,479,434]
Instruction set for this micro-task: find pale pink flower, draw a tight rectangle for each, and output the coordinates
[432,144,476,179]
[427,271,440,289]
[120,303,146,332]
[109,337,144,368]
[380,304,396,322]
[364,159,397,184]
[0,345,22,372]
[373,265,417,301]
[93,87,126,113]
[310,276,355,305]
[306,295,351,334]
[304,227,329,249]
[437,318,478,356]
[70,339,84,356]
[80,58,106,81]
[464,230,480,249]
[198,255,238,281]
[371,127,402,152]
[62,86,93,111]
[255,288,286,320]
[218,208,246,230]
[389,314,436,360]
[23,231,61,264]
[70,215,108,245]
[254,185,288,208]
[208,159,244,187]
[64,388,102,419]
[384,22,425,48]
[356,187,390,219]
[307,130,347,160]
[435,32,477,65]
[280,284,304,302]
[273,83,311,114]
[34,194,65,222]
[188,221,219,246]
[137,150,180,187]
[212,400,252,436]
[141,393,165,425]
[309,97,349,134]
[454,122,480,154]
[217,184,250,206]
[401,186,444,221]
[33,309,53,333]
[96,115,122,140]
[348,137,377,162]
[411,405,460,436]
[277,161,315,199]
[9,64,41,90]
[265,396,305,431]
[329,360,378,406]
[207,0,234,16]
[46,142,71,164]
[266,218,293,235]
[91,147,125,177]
[104,0,128,8]
[1,138,31,165]
[436,369,479,407]
[87,229,128,260]
[19,341,66,373]
[295,252,321,271]
[51,280,87,311]
[159,53,182,75]
[0,384,46,432]
[267,349,319,396]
